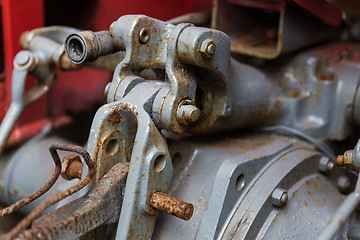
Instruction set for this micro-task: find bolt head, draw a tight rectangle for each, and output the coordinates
[319,157,334,173]
[61,154,82,180]
[15,51,31,66]
[272,188,288,207]
[177,103,201,125]
[200,39,216,58]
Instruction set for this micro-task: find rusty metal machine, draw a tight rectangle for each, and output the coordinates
[0,0,360,239]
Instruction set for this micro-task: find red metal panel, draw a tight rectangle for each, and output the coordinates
[293,0,342,26]
[228,0,285,11]
[1,0,50,147]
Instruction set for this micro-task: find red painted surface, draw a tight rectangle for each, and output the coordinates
[228,0,285,11]
[293,0,342,26]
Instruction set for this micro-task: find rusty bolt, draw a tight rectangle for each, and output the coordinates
[317,72,335,81]
[336,150,358,172]
[271,188,288,207]
[61,154,83,180]
[139,28,150,44]
[177,103,201,125]
[319,157,334,173]
[200,39,216,58]
[149,192,194,221]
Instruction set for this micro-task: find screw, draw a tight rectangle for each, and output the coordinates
[139,28,150,44]
[15,51,31,66]
[337,176,351,192]
[61,154,83,180]
[319,157,334,173]
[200,39,216,58]
[272,188,288,207]
[104,82,111,97]
[149,192,194,221]
[177,103,201,125]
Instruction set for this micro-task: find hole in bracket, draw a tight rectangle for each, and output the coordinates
[106,139,119,155]
[154,155,166,172]
[235,174,245,191]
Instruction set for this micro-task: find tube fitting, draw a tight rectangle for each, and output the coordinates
[65,30,118,64]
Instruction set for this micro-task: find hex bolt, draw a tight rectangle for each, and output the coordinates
[61,154,83,180]
[139,28,150,44]
[200,39,216,58]
[337,176,351,192]
[15,51,31,66]
[319,156,334,173]
[149,192,194,221]
[271,188,288,207]
[177,103,201,125]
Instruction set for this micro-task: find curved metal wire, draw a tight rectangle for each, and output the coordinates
[2,142,95,240]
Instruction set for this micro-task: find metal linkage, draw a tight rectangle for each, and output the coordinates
[65,15,231,134]
[15,163,128,240]
[2,143,95,240]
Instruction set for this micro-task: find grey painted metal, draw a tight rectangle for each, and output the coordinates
[319,172,360,240]
[319,156,334,173]
[196,140,291,240]
[218,147,351,240]
[0,50,56,156]
[85,81,173,239]
[108,15,231,133]
[209,42,360,141]
[271,188,288,207]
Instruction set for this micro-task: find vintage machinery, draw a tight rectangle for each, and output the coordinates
[0,0,359,239]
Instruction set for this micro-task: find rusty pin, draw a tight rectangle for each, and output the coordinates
[149,192,194,221]
[61,154,83,180]
[177,100,201,125]
[200,39,216,58]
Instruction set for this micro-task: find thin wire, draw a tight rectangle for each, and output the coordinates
[261,125,337,161]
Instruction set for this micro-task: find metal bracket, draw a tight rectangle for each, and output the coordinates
[107,15,231,133]
[86,81,173,239]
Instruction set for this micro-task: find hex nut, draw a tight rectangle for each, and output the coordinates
[319,157,334,173]
[200,39,216,58]
[272,188,288,207]
[61,154,83,180]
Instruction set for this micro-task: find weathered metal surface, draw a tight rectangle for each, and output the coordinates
[61,154,83,180]
[2,143,95,240]
[14,163,129,240]
[65,30,119,64]
[85,81,173,239]
[150,192,194,221]
[213,0,341,58]
[108,15,231,133]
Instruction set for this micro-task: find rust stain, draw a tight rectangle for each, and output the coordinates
[149,192,194,221]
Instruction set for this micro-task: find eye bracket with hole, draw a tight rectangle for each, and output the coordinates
[154,155,166,172]
[106,139,120,155]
